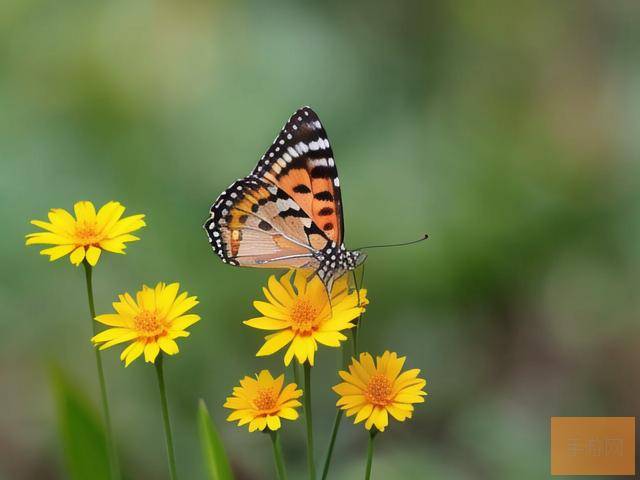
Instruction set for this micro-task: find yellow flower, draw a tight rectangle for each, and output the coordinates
[224,370,303,432]
[333,351,427,432]
[26,200,145,266]
[92,282,200,366]
[244,270,368,366]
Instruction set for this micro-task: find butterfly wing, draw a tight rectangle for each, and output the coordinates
[204,176,326,268]
[252,106,345,244]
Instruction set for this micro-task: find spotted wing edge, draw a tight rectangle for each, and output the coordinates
[251,106,345,243]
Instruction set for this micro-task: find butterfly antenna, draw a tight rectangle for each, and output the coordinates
[356,233,429,251]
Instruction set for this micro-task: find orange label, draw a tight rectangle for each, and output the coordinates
[550,417,635,476]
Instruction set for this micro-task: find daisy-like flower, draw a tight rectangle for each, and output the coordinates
[333,351,427,432]
[244,270,368,366]
[26,200,145,266]
[92,282,200,366]
[224,370,303,432]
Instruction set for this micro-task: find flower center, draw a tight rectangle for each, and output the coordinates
[74,221,101,245]
[134,310,164,336]
[365,374,393,406]
[254,388,278,411]
[290,299,319,335]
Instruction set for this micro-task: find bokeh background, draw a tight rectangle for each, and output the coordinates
[2,0,640,478]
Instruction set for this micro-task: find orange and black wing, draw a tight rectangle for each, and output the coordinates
[251,106,344,244]
[204,176,327,268]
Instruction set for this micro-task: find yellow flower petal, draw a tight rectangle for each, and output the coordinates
[98,331,139,349]
[144,343,160,363]
[69,246,86,266]
[395,394,425,403]
[39,244,76,261]
[85,246,102,266]
[48,208,76,233]
[360,351,377,373]
[30,219,63,235]
[107,214,146,238]
[338,370,367,390]
[364,411,377,430]
[243,317,288,330]
[257,370,275,384]
[354,404,373,423]
[279,270,296,297]
[94,314,128,327]
[386,353,406,380]
[120,342,138,361]
[333,383,363,396]
[293,269,308,295]
[266,415,281,431]
[226,409,251,422]
[305,337,316,366]
[98,238,127,253]
[25,232,71,245]
[386,404,411,421]
[374,407,388,431]
[292,336,308,364]
[224,398,251,410]
[268,275,293,306]
[157,283,180,317]
[252,301,289,321]
[92,328,133,343]
[170,314,200,331]
[283,342,296,366]
[256,330,295,357]
[96,201,125,233]
[74,201,96,223]
[167,295,198,320]
[278,408,299,420]
[157,337,179,355]
[313,331,343,347]
[125,341,145,366]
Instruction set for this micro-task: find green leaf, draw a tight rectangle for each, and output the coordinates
[198,399,234,480]
[51,367,110,480]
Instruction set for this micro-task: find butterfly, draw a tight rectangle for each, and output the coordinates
[203,106,366,292]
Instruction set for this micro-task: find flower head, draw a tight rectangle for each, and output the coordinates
[224,370,303,432]
[244,270,368,366]
[26,201,145,266]
[92,282,200,366]
[333,351,427,432]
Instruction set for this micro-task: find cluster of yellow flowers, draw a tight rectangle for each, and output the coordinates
[27,199,428,480]
[26,200,199,480]
[26,201,200,364]
[226,270,427,436]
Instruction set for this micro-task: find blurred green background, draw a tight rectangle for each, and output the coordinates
[2,0,640,478]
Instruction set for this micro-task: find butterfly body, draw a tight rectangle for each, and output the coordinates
[204,106,365,291]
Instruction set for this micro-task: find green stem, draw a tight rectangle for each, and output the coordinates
[320,409,343,480]
[350,269,363,356]
[83,261,121,480]
[269,430,288,480]
[303,362,316,480]
[155,354,179,480]
[325,269,367,479]
[351,328,358,357]
[292,361,301,387]
[364,430,377,480]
